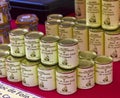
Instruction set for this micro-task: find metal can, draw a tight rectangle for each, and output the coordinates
[25,31,44,61]
[45,19,61,36]
[104,29,120,62]
[61,16,76,23]
[74,0,86,19]
[59,21,75,39]
[9,28,28,57]
[40,35,60,65]
[38,63,56,91]
[56,66,77,95]
[73,20,88,51]
[79,51,97,60]
[58,38,79,69]
[6,55,23,82]
[77,59,95,89]
[94,55,113,85]
[0,44,10,54]
[21,59,39,87]
[86,0,101,27]
[102,0,119,30]
[0,52,9,78]
[47,14,63,21]
[88,27,105,55]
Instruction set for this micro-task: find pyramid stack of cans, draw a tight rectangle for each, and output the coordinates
[0,25,113,95]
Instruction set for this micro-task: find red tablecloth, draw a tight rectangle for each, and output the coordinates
[1,20,120,98]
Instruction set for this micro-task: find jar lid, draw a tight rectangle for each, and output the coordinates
[16,14,39,25]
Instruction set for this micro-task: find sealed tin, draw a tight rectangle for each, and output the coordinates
[88,27,105,55]
[77,59,95,89]
[45,19,61,36]
[61,16,76,23]
[79,51,97,60]
[74,0,86,19]
[56,66,77,95]
[59,21,75,39]
[47,14,63,21]
[86,0,101,27]
[38,63,56,91]
[102,0,119,30]
[21,59,39,87]
[6,55,23,82]
[58,38,79,69]
[0,44,10,54]
[94,56,113,85]
[73,20,88,51]
[0,52,9,78]
[104,29,120,62]
[25,31,44,61]
[9,28,28,57]
[16,14,39,31]
[40,35,60,65]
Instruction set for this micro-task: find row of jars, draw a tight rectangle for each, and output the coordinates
[45,14,120,62]
[0,46,113,95]
[74,0,120,30]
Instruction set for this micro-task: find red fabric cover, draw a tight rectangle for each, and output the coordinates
[0,20,120,98]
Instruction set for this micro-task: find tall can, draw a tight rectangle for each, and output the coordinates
[0,52,9,78]
[45,19,61,36]
[58,38,79,69]
[21,59,39,87]
[94,56,113,85]
[6,55,23,82]
[38,63,56,91]
[59,21,75,39]
[86,0,101,27]
[25,31,44,61]
[74,0,86,19]
[88,27,105,55]
[56,66,77,95]
[104,29,120,62]
[40,35,60,65]
[73,20,88,51]
[77,59,95,89]
[102,0,119,30]
[9,28,28,57]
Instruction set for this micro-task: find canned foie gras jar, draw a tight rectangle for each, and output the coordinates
[58,38,79,69]
[104,29,120,62]
[25,31,44,61]
[40,36,60,65]
[86,0,101,27]
[79,51,97,60]
[88,27,105,55]
[16,14,39,31]
[0,52,9,78]
[59,21,75,39]
[21,59,39,87]
[38,63,56,91]
[56,67,77,95]
[9,28,28,57]
[47,14,63,21]
[73,20,88,51]
[77,59,95,89]
[94,56,113,85]
[0,44,10,54]
[61,16,76,23]
[45,19,61,36]
[6,55,23,82]
[102,0,119,30]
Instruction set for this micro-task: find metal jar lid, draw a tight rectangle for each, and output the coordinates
[59,21,75,28]
[62,16,76,22]
[94,55,113,65]
[79,51,97,60]
[47,14,63,20]
[78,59,94,69]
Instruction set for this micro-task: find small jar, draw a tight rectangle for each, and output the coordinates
[16,14,39,31]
